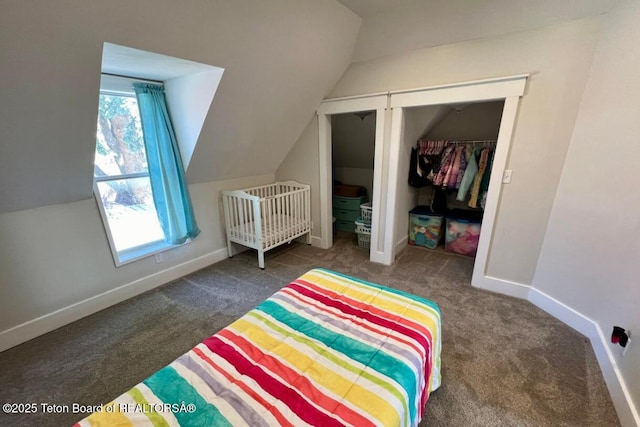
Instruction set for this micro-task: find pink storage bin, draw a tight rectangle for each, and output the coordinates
[444,218,481,256]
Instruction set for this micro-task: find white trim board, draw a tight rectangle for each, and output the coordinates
[317,94,387,114]
[389,74,530,97]
[474,275,532,300]
[528,287,640,427]
[0,248,229,353]
[317,94,388,251]
[310,235,323,247]
[387,78,526,275]
[318,75,528,270]
[394,235,409,259]
[389,75,528,108]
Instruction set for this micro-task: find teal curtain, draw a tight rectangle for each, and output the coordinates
[134,83,200,244]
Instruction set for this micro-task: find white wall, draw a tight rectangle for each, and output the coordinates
[164,69,224,169]
[426,101,504,141]
[0,0,359,214]
[404,105,450,140]
[0,174,274,350]
[532,1,640,422]
[280,17,602,286]
[276,117,322,240]
[331,112,376,199]
[332,112,376,169]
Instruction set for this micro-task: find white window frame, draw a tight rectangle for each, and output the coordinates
[93,74,179,267]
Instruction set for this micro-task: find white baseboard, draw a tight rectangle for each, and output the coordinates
[310,235,323,248]
[394,235,408,259]
[528,288,639,427]
[472,274,531,299]
[528,288,595,336]
[0,247,229,353]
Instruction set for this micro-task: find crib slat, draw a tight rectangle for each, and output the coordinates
[287,192,292,240]
[293,190,298,235]
[298,190,302,234]
[241,198,246,240]
[271,195,277,246]
[276,193,279,243]
[283,192,287,240]
[265,196,270,247]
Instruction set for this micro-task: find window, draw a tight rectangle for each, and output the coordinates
[94,75,169,265]
[95,44,224,266]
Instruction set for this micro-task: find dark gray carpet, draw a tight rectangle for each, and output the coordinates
[0,233,620,426]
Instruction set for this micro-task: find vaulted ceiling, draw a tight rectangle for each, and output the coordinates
[0,1,360,213]
[0,0,619,214]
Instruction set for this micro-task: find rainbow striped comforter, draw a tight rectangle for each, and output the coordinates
[75,268,441,427]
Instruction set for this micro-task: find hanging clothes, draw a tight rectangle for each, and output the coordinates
[479,149,495,210]
[411,140,496,209]
[468,148,490,208]
[409,147,427,187]
[409,146,440,188]
[418,140,445,156]
[433,144,455,187]
[457,147,478,201]
[442,145,464,190]
[455,146,468,189]
[449,145,467,190]
[431,187,447,214]
[441,149,456,189]
[480,149,495,193]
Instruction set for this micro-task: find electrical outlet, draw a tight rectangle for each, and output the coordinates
[154,253,164,263]
[623,330,631,356]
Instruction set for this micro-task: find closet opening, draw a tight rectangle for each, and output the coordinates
[405,101,504,258]
[331,110,376,252]
[318,75,527,295]
[316,93,387,255]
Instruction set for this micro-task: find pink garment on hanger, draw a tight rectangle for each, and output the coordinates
[433,144,455,187]
[448,146,468,190]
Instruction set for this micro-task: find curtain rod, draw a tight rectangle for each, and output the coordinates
[101,72,163,84]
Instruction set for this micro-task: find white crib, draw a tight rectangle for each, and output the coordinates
[222,181,311,269]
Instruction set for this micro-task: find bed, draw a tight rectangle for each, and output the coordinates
[74,268,441,427]
[222,181,311,269]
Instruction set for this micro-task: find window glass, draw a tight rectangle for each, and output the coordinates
[94,88,166,263]
[96,178,164,252]
[95,94,148,177]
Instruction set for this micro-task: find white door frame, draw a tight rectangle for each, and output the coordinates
[317,75,528,291]
[317,94,387,251]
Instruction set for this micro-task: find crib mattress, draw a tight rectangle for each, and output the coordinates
[74,268,441,427]
[227,213,309,247]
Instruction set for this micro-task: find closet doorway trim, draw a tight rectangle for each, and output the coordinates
[389,74,528,106]
[385,74,528,294]
[317,94,387,252]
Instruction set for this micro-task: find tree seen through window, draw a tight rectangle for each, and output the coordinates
[94,93,164,253]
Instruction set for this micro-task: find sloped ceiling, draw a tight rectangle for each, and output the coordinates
[1,0,620,214]
[338,0,618,62]
[0,1,360,213]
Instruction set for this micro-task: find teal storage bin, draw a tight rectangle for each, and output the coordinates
[409,206,444,249]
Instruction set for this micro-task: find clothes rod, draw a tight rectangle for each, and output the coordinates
[418,139,497,144]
